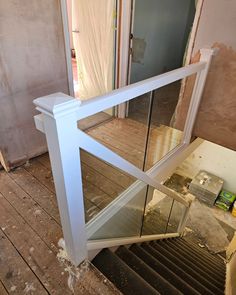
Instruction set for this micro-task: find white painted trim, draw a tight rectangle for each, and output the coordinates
[182,49,215,144]
[76,62,206,121]
[127,0,135,86]
[34,114,45,134]
[87,233,179,251]
[34,92,81,118]
[117,0,132,118]
[60,0,75,97]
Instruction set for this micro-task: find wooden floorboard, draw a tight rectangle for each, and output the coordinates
[0,232,47,295]
[0,192,75,294]
[9,167,60,224]
[0,280,8,295]
[0,172,62,252]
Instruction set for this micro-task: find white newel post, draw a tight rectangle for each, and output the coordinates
[34,93,87,266]
[182,48,215,144]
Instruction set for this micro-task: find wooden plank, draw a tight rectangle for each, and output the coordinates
[23,159,113,220]
[81,163,124,199]
[38,151,134,189]
[29,155,126,203]
[36,153,51,170]
[0,193,75,294]
[0,171,62,251]
[104,118,181,146]
[78,111,112,131]
[87,129,142,168]
[9,166,61,224]
[37,153,128,218]
[81,151,134,188]
[88,127,145,156]
[99,123,181,164]
[83,181,113,210]
[0,228,47,295]
[0,281,8,295]
[99,119,182,170]
[10,165,100,223]
[95,125,147,153]
[24,159,55,193]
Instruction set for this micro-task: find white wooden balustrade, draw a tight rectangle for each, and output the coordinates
[34,49,214,266]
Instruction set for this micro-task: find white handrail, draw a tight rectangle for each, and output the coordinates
[35,61,206,121]
[76,62,206,120]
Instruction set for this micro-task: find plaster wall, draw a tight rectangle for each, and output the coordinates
[176,141,236,193]
[174,0,236,151]
[0,0,69,169]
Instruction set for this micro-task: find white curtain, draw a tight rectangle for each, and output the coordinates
[72,0,115,100]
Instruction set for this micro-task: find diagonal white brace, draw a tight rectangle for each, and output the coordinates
[77,129,190,207]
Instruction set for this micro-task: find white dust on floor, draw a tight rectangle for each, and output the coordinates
[186,199,230,253]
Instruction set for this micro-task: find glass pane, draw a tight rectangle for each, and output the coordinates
[166,200,186,233]
[80,149,136,223]
[78,112,112,131]
[88,181,148,240]
[139,81,183,171]
[141,189,174,235]
[82,92,153,170]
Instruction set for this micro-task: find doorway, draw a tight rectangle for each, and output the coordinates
[65,0,118,129]
[127,0,196,128]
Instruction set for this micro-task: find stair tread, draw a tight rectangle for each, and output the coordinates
[174,239,225,271]
[141,243,222,295]
[181,238,225,265]
[163,239,225,281]
[92,248,160,295]
[130,244,202,295]
[92,238,226,295]
[151,241,224,293]
[116,245,183,295]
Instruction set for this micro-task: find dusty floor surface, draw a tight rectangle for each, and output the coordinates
[58,259,121,295]
[165,173,236,254]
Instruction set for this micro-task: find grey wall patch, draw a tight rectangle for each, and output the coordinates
[132,38,147,64]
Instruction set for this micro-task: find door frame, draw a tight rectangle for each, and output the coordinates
[60,0,203,117]
[60,0,121,102]
[60,0,74,97]
[117,0,204,118]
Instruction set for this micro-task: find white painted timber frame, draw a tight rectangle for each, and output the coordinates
[34,48,214,266]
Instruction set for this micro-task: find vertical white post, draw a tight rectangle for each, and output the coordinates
[177,194,195,235]
[182,48,215,144]
[34,93,87,266]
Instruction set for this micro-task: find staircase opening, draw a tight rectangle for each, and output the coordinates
[164,139,236,255]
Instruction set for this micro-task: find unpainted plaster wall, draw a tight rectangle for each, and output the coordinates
[176,140,236,193]
[0,0,69,169]
[174,0,236,151]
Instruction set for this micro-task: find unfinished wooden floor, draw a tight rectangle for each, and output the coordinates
[0,117,182,294]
